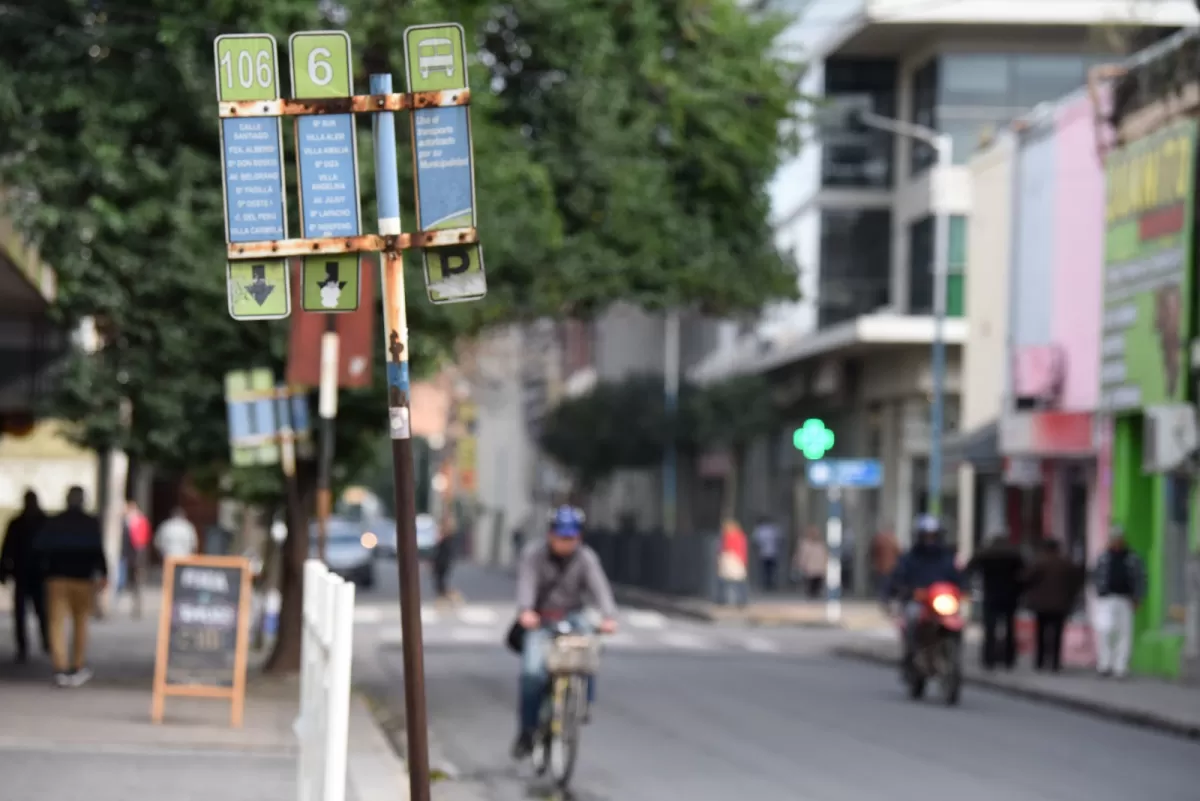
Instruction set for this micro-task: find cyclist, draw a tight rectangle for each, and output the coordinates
[511,505,618,758]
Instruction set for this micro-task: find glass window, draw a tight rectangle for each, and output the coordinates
[819,209,892,328]
[909,215,967,316]
[1011,55,1087,107]
[939,54,1012,107]
[908,216,933,314]
[937,109,1015,165]
[909,59,938,175]
[822,59,897,188]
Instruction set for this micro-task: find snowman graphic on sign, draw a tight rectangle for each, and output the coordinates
[317,261,346,309]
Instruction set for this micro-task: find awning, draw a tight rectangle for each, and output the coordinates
[999,411,1095,459]
[944,421,1001,468]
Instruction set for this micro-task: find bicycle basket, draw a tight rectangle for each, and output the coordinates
[544,635,601,675]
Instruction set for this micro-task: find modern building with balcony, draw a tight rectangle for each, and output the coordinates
[692,0,1196,556]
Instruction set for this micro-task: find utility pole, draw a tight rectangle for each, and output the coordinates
[316,316,339,560]
[663,310,680,535]
[849,109,953,517]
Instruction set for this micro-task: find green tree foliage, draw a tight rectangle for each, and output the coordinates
[539,373,778,488]
[0,0,802,668]
[0,0,801,474]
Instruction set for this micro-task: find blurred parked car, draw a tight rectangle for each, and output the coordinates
[310,518,377,588]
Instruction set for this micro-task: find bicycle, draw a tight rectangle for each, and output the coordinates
[532,621,602,789]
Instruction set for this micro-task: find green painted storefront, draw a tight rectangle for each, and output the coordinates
[1108,416,1196,677]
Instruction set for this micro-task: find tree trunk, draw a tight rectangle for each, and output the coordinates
[264,468,314,675]
[720,444,744,522]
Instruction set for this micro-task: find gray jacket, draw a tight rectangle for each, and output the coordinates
[516,542,618,619]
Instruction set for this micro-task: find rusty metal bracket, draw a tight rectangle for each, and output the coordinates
[218,89,471,119]
[226,227,479,260]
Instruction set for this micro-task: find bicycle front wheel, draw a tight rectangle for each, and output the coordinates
[549,674,586,788]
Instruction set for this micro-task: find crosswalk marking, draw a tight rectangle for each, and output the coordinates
[660,631,706,650]
[626,610,667,630]
[743,636,780,653]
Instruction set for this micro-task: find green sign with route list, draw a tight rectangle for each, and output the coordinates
[290,31,363,313]
[1100,118,1197,412]
[403,23,486,304]
[215,33,290,320]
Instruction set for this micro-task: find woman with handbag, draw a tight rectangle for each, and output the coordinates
[717,519,749,607]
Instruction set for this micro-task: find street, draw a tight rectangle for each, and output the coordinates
[356,559,1199,801]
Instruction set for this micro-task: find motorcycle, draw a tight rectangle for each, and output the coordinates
[899,581,964,705]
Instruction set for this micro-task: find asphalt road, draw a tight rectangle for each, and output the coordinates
[359,559,1198,801]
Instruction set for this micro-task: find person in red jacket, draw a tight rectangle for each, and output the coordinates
[119,500,151,619]
[717,519,749,607]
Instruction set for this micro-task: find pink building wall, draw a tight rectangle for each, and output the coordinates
[1051,93,1104,413]
[1052,92,1109,567]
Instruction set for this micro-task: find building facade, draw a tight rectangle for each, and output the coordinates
[694,0,1194,558]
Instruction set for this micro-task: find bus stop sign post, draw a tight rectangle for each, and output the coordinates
[214,24,485,801]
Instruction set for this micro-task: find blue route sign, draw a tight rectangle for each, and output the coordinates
[290,31,363,314]
[222,118,287,243]
[224,368,280,467]
[295,115,360,238]
[215,34,290,320]
[806,459,884,489]
[404,23,487,304]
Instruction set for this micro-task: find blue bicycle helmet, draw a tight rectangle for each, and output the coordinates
[549,505,585,537]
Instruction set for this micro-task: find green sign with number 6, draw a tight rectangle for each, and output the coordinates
[289,30,353,98]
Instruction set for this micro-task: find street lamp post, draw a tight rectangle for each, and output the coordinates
[850,110,953,517]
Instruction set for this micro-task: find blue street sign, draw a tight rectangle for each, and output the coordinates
[807,459,883,488]
[221,117,287,243]
[404,23,487,304]
[296,115,361,238]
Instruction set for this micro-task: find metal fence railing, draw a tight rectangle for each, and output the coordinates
[586,529,721,599]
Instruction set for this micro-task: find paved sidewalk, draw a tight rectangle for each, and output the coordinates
[0,585,407,801]
[835,634,1200,739]
[614,584,888,629]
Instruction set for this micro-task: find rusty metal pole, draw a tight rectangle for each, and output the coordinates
[371,72,432,801]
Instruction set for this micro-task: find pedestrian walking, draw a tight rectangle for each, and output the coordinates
[1092,526,1145,678]
[752,514,782,592]
[204,522,233,555]
[120,500,151,619]
[31,486,107,687]
[716,519,749,607]
[0,490,49,663]
[869,529,901,597]
[795,526,828,599]
[966,533,1025,670]
[432,510,459,602]
[1022,538,1083,672]
[155,507,198,560]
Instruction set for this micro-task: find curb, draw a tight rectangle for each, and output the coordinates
[833,645,1200,741]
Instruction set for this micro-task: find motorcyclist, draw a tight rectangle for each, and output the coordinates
[883,514,965,671]
[511,505,618,759]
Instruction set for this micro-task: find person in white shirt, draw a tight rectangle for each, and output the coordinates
[752,515,782,592]
[155,508,198,560]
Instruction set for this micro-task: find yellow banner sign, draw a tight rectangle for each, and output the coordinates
[1106,120,1195,224]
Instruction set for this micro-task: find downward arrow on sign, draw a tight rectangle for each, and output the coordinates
[247,264,275,306]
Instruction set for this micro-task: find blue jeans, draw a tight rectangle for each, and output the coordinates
[519,613,596,734]
[717,579,748,607]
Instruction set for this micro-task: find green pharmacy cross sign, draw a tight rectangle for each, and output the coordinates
[793,419,834,460]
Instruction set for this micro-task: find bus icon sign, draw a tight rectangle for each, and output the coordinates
[417,37,454,79]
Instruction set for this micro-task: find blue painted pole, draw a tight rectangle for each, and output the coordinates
[371,72,432,801]
[826,485,843,624]
[371,74,402,237]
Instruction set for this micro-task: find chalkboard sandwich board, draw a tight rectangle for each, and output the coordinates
[152,555,252,728]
